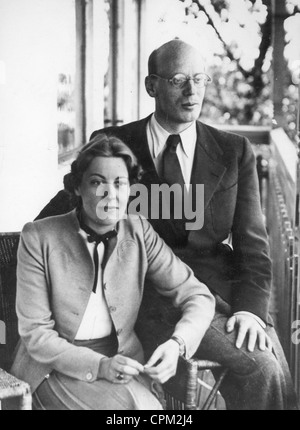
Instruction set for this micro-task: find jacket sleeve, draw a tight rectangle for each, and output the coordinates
[140,217,215,359]
[16,223,102,383]
[231,138,272,322]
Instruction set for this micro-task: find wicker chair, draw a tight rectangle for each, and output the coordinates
[164,357,228,410]
[0,231,227,411]
[0,369,32,410]
[0,232,32,410]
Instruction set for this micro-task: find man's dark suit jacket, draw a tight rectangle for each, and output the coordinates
[37,116,272,324]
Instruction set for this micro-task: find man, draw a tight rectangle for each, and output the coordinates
[37,39,298,409]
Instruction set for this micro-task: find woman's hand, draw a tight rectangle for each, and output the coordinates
[143,339,180,384]
[98,354,144,384]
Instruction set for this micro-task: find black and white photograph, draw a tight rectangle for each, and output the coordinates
[0,0,299,412]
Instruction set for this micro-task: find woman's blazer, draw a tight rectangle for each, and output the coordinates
[11,210,215,392]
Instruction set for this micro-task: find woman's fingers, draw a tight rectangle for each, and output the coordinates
[117,356,145,373]
[114,356,144,375]
[104,355,144,383]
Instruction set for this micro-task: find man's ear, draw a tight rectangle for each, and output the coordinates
[145,76,156,98]
[74,187,81,197]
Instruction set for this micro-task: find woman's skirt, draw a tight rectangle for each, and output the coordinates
[32,335,164,410]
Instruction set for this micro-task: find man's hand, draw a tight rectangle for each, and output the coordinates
[226,314,272,352]
[143,339,180,384]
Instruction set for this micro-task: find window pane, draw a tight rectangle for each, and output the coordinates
[57,0,76,156]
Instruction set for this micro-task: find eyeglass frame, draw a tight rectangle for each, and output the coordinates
[149,72,212,89]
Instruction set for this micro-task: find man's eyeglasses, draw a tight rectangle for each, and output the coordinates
[150,73,212,89]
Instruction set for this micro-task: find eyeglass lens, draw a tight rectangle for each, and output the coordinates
[172,74,210,88]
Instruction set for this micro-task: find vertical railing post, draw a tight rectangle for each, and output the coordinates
[110,0,124,126]
[296,84,300,397]
[75,0,87,146]
[292,83,300,398]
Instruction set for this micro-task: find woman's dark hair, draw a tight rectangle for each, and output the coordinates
[68,133,143,193]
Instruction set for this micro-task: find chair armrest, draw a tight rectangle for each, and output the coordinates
[163,357,229,410]
[0,368,32,410]
[195,359,226,371]
[192,359,229,410]
[163,356,199,410]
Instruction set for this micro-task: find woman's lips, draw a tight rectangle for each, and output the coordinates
[104,206,118,211]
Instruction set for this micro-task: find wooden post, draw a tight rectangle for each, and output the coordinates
[75,0,87,146]
[137,0,144,120]
[109,0,124,126]
[294,84,300,398]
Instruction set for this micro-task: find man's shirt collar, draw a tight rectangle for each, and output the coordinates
[150,114,197,159]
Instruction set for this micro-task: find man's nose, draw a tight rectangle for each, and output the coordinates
[182,78,196,95]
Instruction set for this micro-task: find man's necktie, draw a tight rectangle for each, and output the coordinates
[161,134,188,242]
[79,219,117,293]
[162,134,185,188]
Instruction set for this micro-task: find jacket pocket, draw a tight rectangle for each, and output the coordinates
[211,184,238,236]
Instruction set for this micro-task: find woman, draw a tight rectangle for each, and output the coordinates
[11,134,215,410]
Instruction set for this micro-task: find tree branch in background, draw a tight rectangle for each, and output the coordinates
[252,0,272,97]
[191,0,248,76]
[182,0,272,96]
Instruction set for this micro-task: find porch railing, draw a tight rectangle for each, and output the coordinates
[220,125,300,399]
[265,128,300,398]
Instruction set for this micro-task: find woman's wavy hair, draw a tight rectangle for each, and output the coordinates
[67,133,143,194]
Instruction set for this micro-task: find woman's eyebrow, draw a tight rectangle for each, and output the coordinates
[88,174,129,180]
[89,173,106,178]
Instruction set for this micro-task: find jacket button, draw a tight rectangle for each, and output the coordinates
[103,283,107,290]
[86,372,93,381]
[116,329,123,336]
[109,306,116,313]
